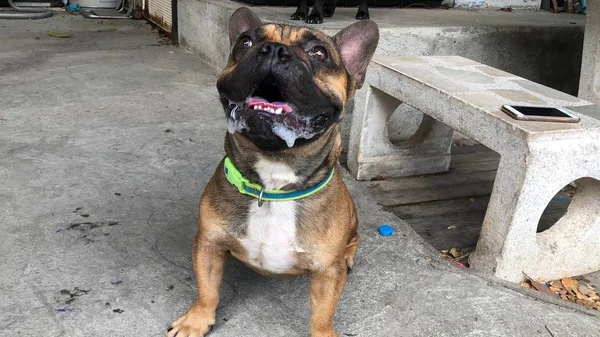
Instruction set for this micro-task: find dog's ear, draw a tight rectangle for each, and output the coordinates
[333,20,379,89]
[229,8,262,46]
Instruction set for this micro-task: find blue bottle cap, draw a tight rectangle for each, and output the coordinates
[378,224,394,236]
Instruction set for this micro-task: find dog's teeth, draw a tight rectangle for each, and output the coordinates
[250,105,283,114]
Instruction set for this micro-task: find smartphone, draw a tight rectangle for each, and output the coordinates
[501,105,580,123]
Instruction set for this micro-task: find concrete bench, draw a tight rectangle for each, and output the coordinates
[348,55,600,283]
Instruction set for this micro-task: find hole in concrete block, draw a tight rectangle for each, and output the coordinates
[536,183,575,233]
[536,178,600,253]
[387,104,423,146]
[387,103,481,150]
[387,106,444,150]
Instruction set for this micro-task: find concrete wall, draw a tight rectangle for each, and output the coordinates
[177,0,237,76]
[454,0,541,9]
[179,0,584,95]
[579,1,599,104]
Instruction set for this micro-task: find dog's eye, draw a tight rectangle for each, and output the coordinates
[308,46,328,62]
[239,37,253,49]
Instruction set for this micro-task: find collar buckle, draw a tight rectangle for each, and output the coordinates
[257,188,265,207]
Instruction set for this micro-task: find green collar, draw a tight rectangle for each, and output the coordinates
[224,157,334,206]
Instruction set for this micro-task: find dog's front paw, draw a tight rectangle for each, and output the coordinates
[167,308,215,337]
[355,10,369,20]
[291,11,306,20]
[305,13,323,24]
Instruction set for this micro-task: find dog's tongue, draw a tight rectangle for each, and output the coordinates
[247,97,292,113]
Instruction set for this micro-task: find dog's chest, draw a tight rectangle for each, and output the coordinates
[238,158,303,274]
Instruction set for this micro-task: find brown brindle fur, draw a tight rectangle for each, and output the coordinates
[197,123,358,276]
[171,126,359,336]
[255,24,350,106]
[168,10,378,337]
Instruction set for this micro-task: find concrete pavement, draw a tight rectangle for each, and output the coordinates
[1,13,599,337]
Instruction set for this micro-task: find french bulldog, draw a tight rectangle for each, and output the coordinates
[168,7,378,337]
[291,0,370,24]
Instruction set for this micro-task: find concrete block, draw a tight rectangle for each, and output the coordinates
[472,145,600,283]
[348,86,453,180]
[350,55,600,283]
[579,0,600,104]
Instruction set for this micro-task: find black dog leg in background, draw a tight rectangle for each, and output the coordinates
[324,0,337,17]
[291,0,310,20]
[356,0,369,20]
[306,0,325,24]
[292,0,370,23]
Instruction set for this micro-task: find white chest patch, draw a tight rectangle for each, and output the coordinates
[253,157,299,190]
[240,201,301,273]
[238,158,302,274]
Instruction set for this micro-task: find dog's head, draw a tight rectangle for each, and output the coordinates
[217,8,379,151]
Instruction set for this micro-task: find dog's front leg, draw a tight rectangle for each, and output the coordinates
[356,0,369,20]
[306,0,325,24]
[310,261,348,337]
[168,238,227,337]
[291,0,309,20]
[323,0,337,17]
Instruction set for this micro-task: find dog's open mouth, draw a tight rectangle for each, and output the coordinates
[247,75,293,115]
[225,75,330,148]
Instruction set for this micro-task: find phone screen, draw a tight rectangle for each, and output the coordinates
[511,106,571,118]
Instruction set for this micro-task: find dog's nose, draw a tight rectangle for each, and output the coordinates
[259,42,292,63]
